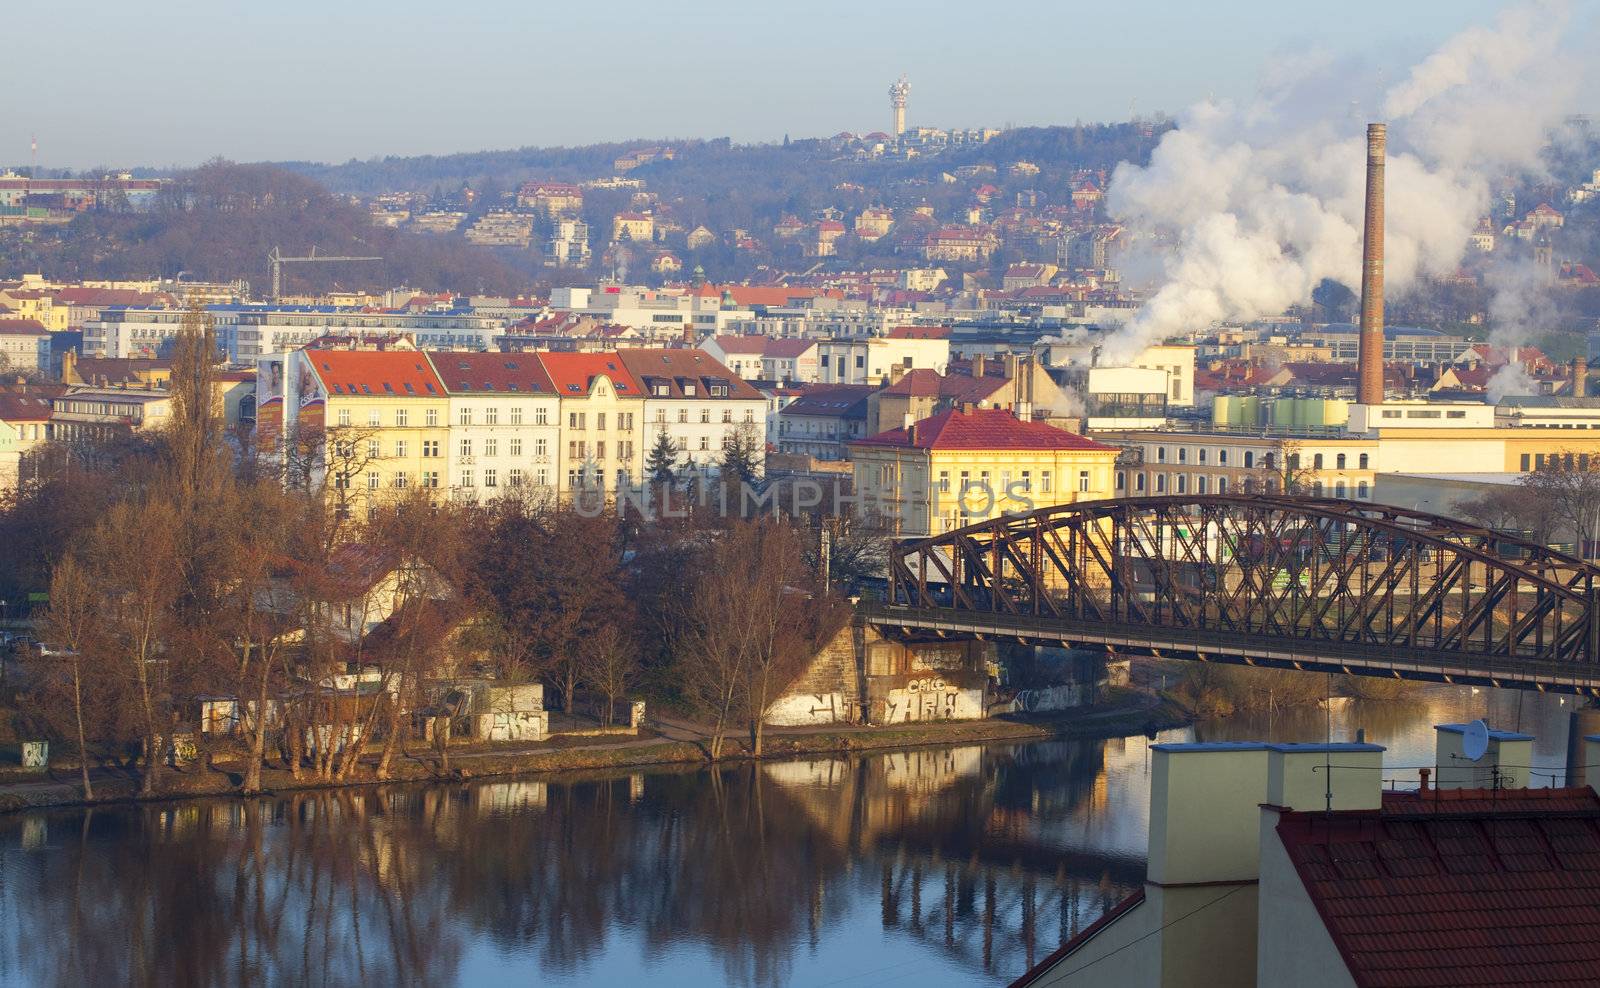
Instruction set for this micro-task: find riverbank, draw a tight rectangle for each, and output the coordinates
[0,692,1191,814]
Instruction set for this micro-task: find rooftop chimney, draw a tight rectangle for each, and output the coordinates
[1574,356,1588,398]
[1357,123,1386,406]
[1434,723,1533,790]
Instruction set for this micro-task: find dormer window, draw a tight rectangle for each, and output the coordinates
[710,384,729,397]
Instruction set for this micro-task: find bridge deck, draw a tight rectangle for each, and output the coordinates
[863,603,1600,696]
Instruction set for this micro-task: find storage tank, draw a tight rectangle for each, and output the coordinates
[1270,398,1297,429]
[1239,396,1261,428]
[1212,396,1232,427]
[1323,399,1350,428]
[1299,399,1325,428]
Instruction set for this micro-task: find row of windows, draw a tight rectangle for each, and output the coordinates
[1118,471,1371,499]
[650,407,755,424]
[337,468,554,490]
[459,406,548,426]
[923,469,1094,494]
[567,440,638,461]
[336,407,566,428]
[1523,452,1594,471]
[458,438,549,458]
[1152,446,1372,471]
[1377,408,1469,420]
[567,411,637,431]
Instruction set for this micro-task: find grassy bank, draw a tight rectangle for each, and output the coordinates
[0,692,1192,814]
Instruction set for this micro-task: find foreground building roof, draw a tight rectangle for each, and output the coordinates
[852,408,1112,452]
[1279,786,1600,987]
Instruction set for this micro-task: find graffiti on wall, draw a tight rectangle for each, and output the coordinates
[880,679,983,724]
[765,691,856,727]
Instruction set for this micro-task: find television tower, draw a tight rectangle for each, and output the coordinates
[889,75,910,137]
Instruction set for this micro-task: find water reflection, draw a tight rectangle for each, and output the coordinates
[0,684,1577,987]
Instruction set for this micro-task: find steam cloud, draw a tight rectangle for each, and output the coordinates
[1100,1,1590,373]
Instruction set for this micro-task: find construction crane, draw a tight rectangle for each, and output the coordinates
[268,246,382,302]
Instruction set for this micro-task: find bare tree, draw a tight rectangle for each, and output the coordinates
[361,493,466,781]
[1458,484,1562,546]
[89,500,182,795]
[735,522,826,756]
[472,501,626,712]
[579,623,639,726]
[1523,453,1600,556]
[38,555,98,798]
[221,480,310,793]
[674,520,832,758]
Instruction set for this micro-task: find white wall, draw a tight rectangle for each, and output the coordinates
[1256,808,1357,988]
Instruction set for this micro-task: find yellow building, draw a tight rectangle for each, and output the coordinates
[610,212,654,243]
[294,349,450,516]
[0,289,68,333]
[848,408,1120,536]
[536,351,646,495]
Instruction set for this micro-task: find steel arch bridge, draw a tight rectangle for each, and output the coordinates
[869,495,1600,696]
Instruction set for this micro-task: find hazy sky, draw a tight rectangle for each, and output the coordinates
[6,0,1582,169]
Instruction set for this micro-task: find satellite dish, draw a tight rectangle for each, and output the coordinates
[1462,719,1490,762]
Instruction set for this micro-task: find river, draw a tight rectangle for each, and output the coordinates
[0,685,1577,987]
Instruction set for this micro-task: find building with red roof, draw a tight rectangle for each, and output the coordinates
[701,334,820,383]
[618,348,767,477]
[847,408,1117,535]
[1012,725,1600,988]
[885,325,951,340]
[0,318,52,372]
[428,352,559,498]
[775,384,875,461]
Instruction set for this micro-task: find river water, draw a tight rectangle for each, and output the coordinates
[0,685,1577,987]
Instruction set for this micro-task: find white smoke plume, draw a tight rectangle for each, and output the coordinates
[1100,1,1589,365]
[1485,258,1562,402]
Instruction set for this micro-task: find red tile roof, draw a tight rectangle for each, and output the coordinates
[534,351,643,397]
[0,394,53,421]
[880,368,1009,404]
[780,384,874,420]
[51,287,165,308]
[1278,787,1600,988]
[0,318,48,336]
[616,349,762,400]
[764,339,816,359]
[885,325,951,340]
[429,352,554,395]
[709,334,768,354]
[708,335,815,359]
[853,408,1113,451]
[304,351,445,399]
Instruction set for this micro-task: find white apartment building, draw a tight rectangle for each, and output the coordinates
[619,349,767,476]
[700,336,820,384]
[550,286,754,343]
[82,306,190,359]
[723,302,920,342]
[0,319,52,373]
[817,335,950,385]
[430,352,562,500]
[1044,340,1197,407]
[218,306,503,360]
[86,305,505,360]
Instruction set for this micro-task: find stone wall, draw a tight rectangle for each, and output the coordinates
[765,621,866,726]
[766,622,995,726]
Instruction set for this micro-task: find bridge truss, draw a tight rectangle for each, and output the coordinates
[879,496,1600,694]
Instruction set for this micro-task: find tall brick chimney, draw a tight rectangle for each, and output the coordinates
[1357,123,1386,406]
[1575,356,1589,398]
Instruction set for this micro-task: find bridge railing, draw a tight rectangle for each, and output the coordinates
[860,601,1600,695]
